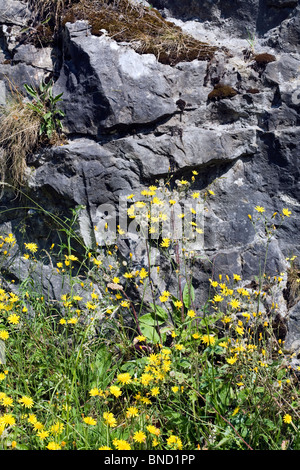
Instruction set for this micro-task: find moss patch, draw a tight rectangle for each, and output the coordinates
[246,88,260,94]
[208,83,238,101]
[254,53,276,65]
[61,0,217,65]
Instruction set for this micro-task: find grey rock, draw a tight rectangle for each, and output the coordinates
[13,44,53,71]
[0,79,5,105]
[53,23,190,135]
[284,301,300,353]
[151,0,298,36]
[264,5,300,52]
[0,62,48,92]
[0,0,29,26]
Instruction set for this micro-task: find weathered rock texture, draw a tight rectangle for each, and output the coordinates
[0,0,300,350]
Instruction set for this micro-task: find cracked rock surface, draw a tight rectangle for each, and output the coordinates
[0,0,300,350]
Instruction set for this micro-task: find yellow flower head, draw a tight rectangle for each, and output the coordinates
[283,414,292,424]
[83,416,97,426]
[18,396,34,408]
[126,407,139,418]
[117,373,132,385]
[24,242,38,253]
[133,430,146,443]
[7,314,20,325]
[103,412,117,428]
[282,208,291,217]
[109,385,122,397]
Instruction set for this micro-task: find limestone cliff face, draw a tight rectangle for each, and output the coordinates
[0,0,300,349]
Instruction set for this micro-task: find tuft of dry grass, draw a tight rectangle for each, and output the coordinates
[61,0,217,65]
[0,86,41,191]
[24,1,217,63]
[285,263,300,308]
[28,0,68,26]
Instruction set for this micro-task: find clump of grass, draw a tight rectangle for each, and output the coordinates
[0,79,66,193]
[28,0,69,28]
[285,259,300,308]
[0,87,40,191]
[23,1,217,61]
[61,0,217,65]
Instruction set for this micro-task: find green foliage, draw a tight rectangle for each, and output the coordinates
[24,80,65,139]
[0,178,298,450]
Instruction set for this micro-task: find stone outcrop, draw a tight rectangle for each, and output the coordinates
[151,0,300,36]
[1,0,300,350]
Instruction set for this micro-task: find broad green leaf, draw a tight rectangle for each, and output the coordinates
[183,282,195,309]
[24,84,37,98]
[139,323,160,344]
[139,313,164,326]
[149,303,168,322]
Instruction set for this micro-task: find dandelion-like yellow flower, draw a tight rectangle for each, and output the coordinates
[282,208,291,217]
[213,295,223,302]
[24,242,38,253]
[1,414,16,426]
[117,373,132,385]
[126,407,139,418]
[18,396,34,408]
[140,373,154,386]
[7,314,20,325]
[113,439,131,450]
[192,332,201,339]
[0,330,9,340]
[236,326,244,336]
[226,357,238,365]
[103,412,117,428]
[2,396,13,407]
[27,414,37,425]
[37,430,50,441]
[283,414,292,424]
[83,416,97,426]
[109,385,122,397]
[150,387,160,396]
[50,422,64,434]
[135,335,146,342]
[167,435,183,450]
[133,430,146,443]
[254,206,265,213]
[161,238,170,248]
[230,299,241,309]
[201,334,216,346]
[159,290,170,303]
[187,309,196,318]
[146,424,160,436]
[46,441,61,450]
